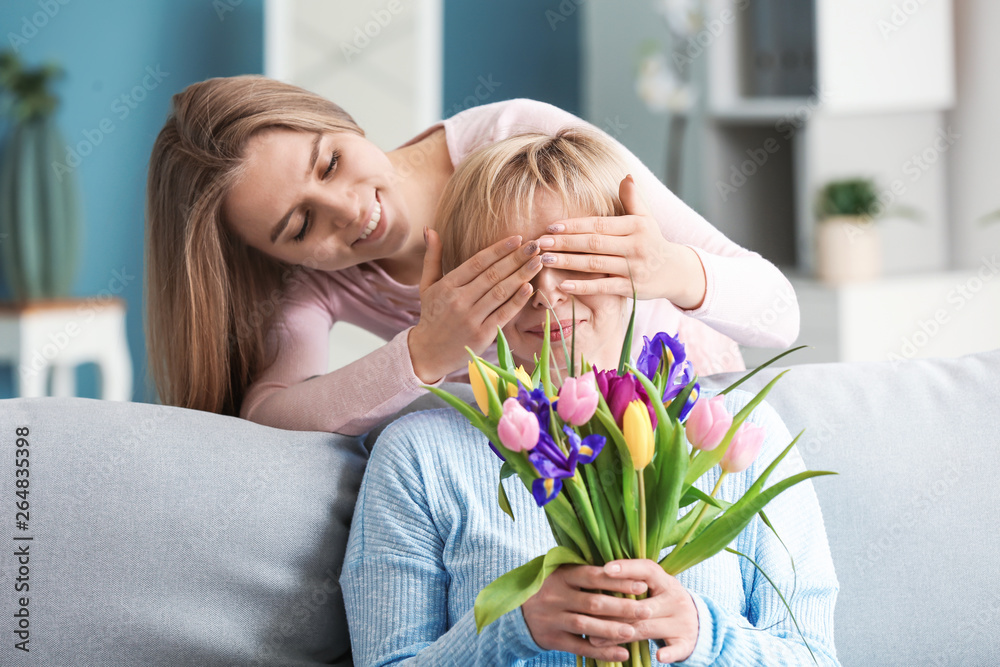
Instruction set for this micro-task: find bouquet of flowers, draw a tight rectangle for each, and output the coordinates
[427,307,833,667]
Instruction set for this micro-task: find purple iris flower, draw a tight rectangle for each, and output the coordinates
[636,332,700,421]
[528,425,605,506]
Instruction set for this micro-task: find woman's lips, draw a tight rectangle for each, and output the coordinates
[525,320,583,342]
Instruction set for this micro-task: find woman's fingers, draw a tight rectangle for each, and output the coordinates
[562,564,649,597]
[469,251,542,322]
[618,173,652,217]
[448,235,530,287]
[418,227,444,293]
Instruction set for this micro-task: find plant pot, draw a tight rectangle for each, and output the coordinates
[815,216,880,285]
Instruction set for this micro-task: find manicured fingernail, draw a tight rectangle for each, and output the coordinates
[527,256,542,270]
[560,281,575,292]
[538,237,555,248]
[606,562,621,574]
[506,236,521,249]
[523,240,539,255]
[423,226,429,245]
[546,223,564,233]
[519,283,533,297]
[626,174,635,184]
[541,253,557,265]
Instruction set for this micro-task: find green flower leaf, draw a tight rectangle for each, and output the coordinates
[474,546,586,633]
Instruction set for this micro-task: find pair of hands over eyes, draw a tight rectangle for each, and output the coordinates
[521,559,699,664]
[407,175,708,384]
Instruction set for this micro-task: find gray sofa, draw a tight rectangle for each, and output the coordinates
[1,350,998,666]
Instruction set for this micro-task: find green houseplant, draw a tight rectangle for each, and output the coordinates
[814,178,882,285]
[0,50,81,301]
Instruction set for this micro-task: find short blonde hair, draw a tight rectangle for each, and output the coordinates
[437,128,628,273]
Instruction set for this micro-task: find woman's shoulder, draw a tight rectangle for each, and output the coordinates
[373,408,484,462]
[444,98,587,158]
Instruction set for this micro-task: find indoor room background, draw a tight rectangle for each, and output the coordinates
[0,0,996,403]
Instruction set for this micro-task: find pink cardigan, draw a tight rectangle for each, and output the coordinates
[240,99,799,435]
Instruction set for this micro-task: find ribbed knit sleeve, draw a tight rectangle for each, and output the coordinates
[341,413,545,666]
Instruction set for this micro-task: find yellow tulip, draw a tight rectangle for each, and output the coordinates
[468,361,500,414]
[622,399,655,470]
[513,365,534,393]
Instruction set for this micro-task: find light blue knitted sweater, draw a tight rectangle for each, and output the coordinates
[342,391,840,666]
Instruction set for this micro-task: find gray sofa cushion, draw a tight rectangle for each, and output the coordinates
[701,350,1000,667]
[0,397,368,667]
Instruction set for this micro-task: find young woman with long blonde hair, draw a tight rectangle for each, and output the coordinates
[145,75,799,434]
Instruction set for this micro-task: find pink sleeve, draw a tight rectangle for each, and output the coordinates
[463,99,800,348]
[239,276,442,436]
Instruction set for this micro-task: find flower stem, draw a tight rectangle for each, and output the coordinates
[675,474,726,553]
[637,471,647,560]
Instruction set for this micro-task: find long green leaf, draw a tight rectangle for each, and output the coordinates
[662,469,836,575]
[423,386,490,433]
[471,353,504,420]
[496,326,515,372]
[616,282,638,375]
[660,498,730,549]
[680,485,724,509]
[725,547,819,666]
[719,346,808,395]
[474,546,585,632]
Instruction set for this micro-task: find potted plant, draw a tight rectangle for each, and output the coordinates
[814,178,882,285]
[0,50,81,302]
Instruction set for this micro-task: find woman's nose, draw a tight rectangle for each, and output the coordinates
[530,267,569,309]
[315,186,359,230]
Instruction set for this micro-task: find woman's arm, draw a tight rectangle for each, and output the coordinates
[340,415,547,666]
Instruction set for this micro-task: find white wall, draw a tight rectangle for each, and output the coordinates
[948,0,1000,269]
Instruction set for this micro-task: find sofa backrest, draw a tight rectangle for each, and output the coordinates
[702,350,1000,667]
[0,396,367,666]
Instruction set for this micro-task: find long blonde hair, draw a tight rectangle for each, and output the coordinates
[437,129,628,273]
[145,75,363,415]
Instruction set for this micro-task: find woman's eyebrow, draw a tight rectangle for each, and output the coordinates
[270,132,322,244]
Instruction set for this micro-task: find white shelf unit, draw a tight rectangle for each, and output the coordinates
[697,0,969,365]
[701,0,955,277]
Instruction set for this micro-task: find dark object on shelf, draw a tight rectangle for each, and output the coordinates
[743,0,816,97]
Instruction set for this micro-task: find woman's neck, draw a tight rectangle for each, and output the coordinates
[376,128,454,285]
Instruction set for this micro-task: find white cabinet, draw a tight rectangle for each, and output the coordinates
[701,0,955,277]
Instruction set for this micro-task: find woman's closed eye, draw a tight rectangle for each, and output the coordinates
[292,150,342,243]
[323,149,340,179]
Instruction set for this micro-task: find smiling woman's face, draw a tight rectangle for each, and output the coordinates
[502,192,628,375]
[222,128,412,270]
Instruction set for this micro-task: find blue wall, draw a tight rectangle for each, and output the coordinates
[0,1,577,403]
[443,0,580,117]
[0,0,264,402]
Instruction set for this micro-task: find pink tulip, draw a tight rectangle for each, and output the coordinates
[685,395,733,452]
[497,398,540,453]
[556,371,600,426]
[720,422,766,474]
